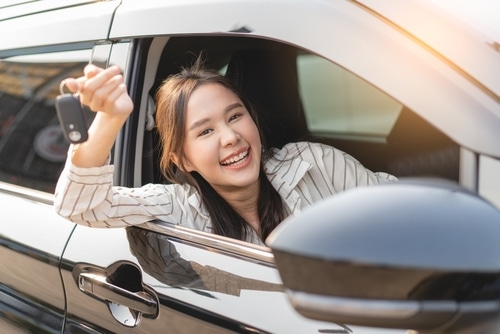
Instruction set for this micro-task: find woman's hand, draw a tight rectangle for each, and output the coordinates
[63,64,133,118]
[63,64,134,168]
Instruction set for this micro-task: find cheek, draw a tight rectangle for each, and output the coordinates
[182,138,218,172]
[181,140,197,172]
[244,119,261,145]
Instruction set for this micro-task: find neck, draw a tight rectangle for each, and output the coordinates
[216,180,261,233]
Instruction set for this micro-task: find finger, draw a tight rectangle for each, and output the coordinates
[62,72,94,95]
[102,83,131,113]
[83,74,124,111]
[62,78,80,93]
[81,65,121,98]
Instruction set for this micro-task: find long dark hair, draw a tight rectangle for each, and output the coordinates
[155,56,285,241]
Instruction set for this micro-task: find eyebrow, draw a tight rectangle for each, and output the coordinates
[188,102,244,131]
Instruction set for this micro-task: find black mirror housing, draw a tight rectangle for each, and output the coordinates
[267,179,500,332]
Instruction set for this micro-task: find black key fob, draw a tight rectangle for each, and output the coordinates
[55,94,88,144]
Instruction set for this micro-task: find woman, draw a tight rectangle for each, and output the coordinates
[54,59,397,246]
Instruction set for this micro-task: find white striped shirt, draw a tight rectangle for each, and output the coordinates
[54,141,397,245]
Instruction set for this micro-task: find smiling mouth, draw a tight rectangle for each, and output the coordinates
[220,149,249,166]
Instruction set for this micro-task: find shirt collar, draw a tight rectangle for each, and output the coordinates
[263,147,312,215]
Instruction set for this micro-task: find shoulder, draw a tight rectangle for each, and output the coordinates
[270,141,339,162]
[266,141,368,177]
[264,141,337,176]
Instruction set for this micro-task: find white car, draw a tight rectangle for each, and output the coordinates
[0,0,499,333]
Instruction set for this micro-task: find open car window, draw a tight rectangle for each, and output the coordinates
[138,36,460,192]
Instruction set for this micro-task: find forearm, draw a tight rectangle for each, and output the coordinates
[54,161,178,228]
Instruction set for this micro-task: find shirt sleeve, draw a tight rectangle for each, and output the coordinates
[308,144,397,192]
[284,142,397,198]
[53,156,191,228]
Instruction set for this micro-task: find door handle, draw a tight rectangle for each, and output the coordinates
[79,272,157,315]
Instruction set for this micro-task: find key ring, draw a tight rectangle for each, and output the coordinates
[59,80,75,95]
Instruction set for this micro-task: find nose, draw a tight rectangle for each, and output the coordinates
[220,125,240,147]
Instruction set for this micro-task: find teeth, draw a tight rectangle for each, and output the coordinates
[221,150,248,166]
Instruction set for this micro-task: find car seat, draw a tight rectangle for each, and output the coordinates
[224,47,308,149]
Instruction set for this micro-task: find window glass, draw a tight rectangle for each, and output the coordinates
[297,54,402,138]
[0,49,91,193]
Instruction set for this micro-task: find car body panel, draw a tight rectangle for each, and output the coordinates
[0,184,74,332]
[62,223,403,333]
[0,0,111,19]
[0,0,119,53]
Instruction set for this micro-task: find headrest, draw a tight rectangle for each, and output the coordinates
[225,47,308,148]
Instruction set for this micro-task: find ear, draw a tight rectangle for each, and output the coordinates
[170,153,194,172]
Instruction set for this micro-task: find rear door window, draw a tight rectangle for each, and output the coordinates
[0,48,91,192]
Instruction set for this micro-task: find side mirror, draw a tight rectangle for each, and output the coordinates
[267,179,500,333]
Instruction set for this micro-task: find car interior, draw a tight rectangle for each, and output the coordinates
[140,35,460,186]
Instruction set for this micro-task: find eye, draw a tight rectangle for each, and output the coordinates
[197,128,213,137]
[228,113,242,122]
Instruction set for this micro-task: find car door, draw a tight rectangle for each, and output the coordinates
[58,36,369,334]
[64,223,364,333]
[0,1,120,332]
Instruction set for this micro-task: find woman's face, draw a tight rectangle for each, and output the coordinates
[179,83,262,195]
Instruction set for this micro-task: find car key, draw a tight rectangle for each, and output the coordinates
[55,93,88,144]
